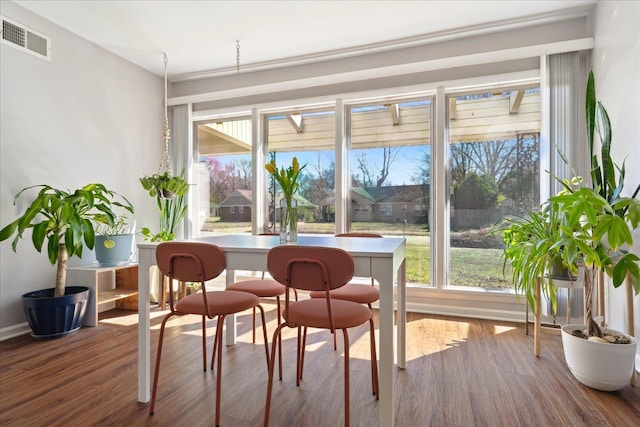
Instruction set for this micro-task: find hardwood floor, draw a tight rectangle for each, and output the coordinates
[1,303,638,426]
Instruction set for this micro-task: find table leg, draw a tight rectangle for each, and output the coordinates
[375,260,395,427]
[138,249,152,402]
[397,259,406,369]
[225,269,237,346]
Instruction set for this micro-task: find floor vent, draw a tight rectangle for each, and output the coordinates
[1,16,51,61]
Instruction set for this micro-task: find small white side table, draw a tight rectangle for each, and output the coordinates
[67,264,139,326]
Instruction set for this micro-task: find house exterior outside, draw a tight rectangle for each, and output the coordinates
[220,190,317,222]
[318,185,429,224]
[364,185,429,224]
[219,189,252,222]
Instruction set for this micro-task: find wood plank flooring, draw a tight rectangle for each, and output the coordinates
[1,302,638,426]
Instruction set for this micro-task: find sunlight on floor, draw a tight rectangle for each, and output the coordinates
[100,310,166,326]
[494,324,517,334]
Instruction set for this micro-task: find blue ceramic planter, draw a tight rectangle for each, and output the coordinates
[21,286,89,340]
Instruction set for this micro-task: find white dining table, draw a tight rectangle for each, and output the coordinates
[137,234,406,426]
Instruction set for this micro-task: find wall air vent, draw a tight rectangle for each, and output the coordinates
[1,16,51,61]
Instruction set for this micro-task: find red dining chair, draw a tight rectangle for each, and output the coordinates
[222,233,295,378]
[263,245,378,427]
[150,241,269,427]
[310,233,381,308]
[307,232,381,395]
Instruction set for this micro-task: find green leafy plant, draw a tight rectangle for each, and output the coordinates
[555,70,640,337]
[94,214,133,236]
[140,171,189,199]
[0,184,134,297]
[496,71,640,341]
[498,200,567,314]
[550,182,639,337]
[140,170,188,242]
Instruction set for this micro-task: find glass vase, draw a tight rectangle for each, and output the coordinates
[279,197,298,243]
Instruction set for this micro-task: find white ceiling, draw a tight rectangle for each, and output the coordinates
[13,0,596,80]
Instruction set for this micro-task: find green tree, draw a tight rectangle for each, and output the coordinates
[453,172,498,209]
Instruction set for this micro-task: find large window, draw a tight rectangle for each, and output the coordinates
[347,99,432,287]
[191,81,541,296]
[447,87,541,290]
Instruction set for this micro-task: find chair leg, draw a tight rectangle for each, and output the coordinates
[277,332,283,381]
[149,313,175,415]
[296,326,302,386]
[342,328,351,427]
[211,316,223,370]
[201,315,207,371]
[252,306,256,343]
[299,326,308,381]
[214,315,226,427]
[264,323,286,427]
[369,316,379,398]
[256,304,270,367]
[275,296,283,380]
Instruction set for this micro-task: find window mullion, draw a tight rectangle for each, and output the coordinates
[432,86,449,289]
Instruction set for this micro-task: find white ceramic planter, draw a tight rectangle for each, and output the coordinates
[561,324,637,391]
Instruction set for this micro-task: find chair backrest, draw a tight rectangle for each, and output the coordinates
[335,232,383,238]
[156,241,226,283]
[267,246,354,293]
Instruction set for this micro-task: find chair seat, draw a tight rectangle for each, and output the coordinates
[285,299,372,329]
[175,290,259,316]
[309,283,379,304]
[227,279,286,297]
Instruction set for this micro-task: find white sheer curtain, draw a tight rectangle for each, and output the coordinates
[169,103,192,240]
[547,51,590,195]
[543,50,590,321]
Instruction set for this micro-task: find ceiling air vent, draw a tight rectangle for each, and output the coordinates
[1,16,51,61]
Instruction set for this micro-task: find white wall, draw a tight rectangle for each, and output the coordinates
[0,2,162,337]
[592,0,640,360]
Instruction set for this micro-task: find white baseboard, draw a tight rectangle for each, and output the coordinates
[405,301,527,323]
[0,322,31,341]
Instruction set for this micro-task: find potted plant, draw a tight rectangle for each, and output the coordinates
[554,71,640,391]
[498,71,640,391]
[139,170,189,200]
[0,183,134,339]
[139,170,188,242]
[498,199,569,316]
[140,170,189,303]
[93,213,136,267]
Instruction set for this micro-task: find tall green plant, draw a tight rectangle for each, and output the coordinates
[0,184,134,297]
[575,71,640,336]
[585,71,640,206]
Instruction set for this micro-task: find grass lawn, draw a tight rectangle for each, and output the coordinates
[201,219,511,289]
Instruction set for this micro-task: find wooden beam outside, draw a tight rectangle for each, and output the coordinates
[449,98,457,120]
[286,113,303,133]
[510,90,525,114]
[388,103,400,125]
